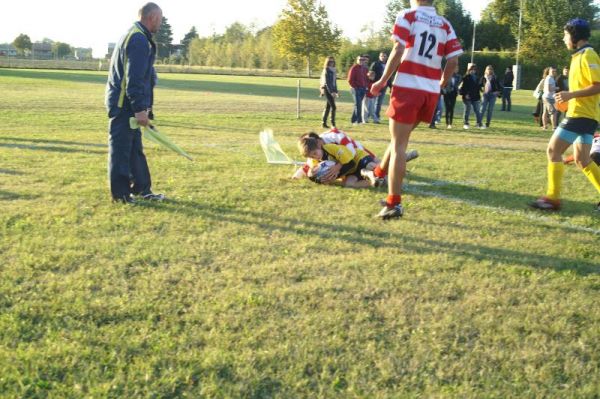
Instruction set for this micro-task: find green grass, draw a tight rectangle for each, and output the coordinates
[0,68,599,398]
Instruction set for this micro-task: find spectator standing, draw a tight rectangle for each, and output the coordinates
[532,67,550,126]
[319,56,338,128]
[442,64,461,128]
[363,70,377,123]
[501,67,514,111]
[347,55,369,125]
[542,66,558,130]
[479,65,502,128]
[556,67,569,121]
[459,64,483,129]
[369,52,392,123]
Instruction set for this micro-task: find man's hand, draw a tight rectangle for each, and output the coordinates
[135,110,150,127]
[440,77,449,89]
[320,162,342,184]
[370,81,386,97]
[555,91,573,103]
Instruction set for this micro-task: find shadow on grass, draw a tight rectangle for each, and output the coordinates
[0,136,106,148]
[0,142,105,155]
[0,190,38,201]
[406,173,597,218]
[142,198,598,275]
[0,168,25,175]
[0,68,106,85]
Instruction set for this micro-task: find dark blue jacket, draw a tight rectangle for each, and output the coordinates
[105,22,156,117]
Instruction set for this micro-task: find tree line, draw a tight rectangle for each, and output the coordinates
[7,0,599,75]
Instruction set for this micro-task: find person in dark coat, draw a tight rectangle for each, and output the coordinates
[319,56,338,128]
[501,67,514,111]
[105,3,165,204]
[459,63,483,129]
[479,65,502,128]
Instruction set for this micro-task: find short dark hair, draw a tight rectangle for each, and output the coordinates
[139,2,161,19]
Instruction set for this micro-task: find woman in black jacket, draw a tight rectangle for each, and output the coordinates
[320,56,338,128]
[479,65,502,128]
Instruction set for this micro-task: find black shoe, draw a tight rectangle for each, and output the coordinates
[429,124,436,129]
[113,194,136,204]
[140,192,166,201]
[322,123,330,128]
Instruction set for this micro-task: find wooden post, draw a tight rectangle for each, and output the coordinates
[296,79,301,119]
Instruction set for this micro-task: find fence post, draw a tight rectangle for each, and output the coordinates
[296,79,301,119]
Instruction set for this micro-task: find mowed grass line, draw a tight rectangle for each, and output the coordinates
[0,68,599,398]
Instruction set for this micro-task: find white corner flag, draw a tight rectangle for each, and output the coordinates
[259,129,304,165]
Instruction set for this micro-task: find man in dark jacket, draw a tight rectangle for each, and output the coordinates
[105,2,164,204]
[501,67,514,111]
[459,64,483,129]
[347,55,369,124]
[369,52,392,123]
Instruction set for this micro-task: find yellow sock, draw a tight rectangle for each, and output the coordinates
[582,161,600,194]
[546,161,564,200]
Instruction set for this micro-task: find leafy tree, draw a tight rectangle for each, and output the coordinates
[272,0,342,76]
[155,16,173,59]
[53,42,72,59]
[12,33,32,55]
[481,0,598,64]
[181,26,199,61]
[475,19,514,51]
[520,0,597,64]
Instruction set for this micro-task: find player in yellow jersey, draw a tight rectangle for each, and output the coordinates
[297,134,381,188]
[530,19,600,212]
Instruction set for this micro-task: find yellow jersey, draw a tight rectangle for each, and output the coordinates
[567,45,600,121]
[308,144,370,176]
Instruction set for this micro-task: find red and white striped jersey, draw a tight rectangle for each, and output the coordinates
[391,6,463,94]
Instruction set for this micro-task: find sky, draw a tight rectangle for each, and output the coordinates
[2,0,497,58]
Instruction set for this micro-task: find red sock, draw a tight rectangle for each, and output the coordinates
[386,194,401,207]
[374,165,387,178]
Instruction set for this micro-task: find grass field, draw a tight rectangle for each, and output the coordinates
[0,68,599,398]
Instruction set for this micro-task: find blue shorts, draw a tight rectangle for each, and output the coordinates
[553,127,594,145]
[554,117,597,145]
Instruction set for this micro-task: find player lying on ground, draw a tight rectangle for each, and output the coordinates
[292,128,418,187]
[297,133,381,188]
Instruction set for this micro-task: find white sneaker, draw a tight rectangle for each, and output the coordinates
[406,149,419,162]
[463,124,469,129]
[479,125,487,130]
[447,125,452,129]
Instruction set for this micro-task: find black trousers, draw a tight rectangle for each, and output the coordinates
[443,93,457,126]
[322,90,336,126]
[108,110,151,200]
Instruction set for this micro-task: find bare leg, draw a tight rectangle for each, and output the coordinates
[344,175,370,188]
[547,134,571,162]
[573,142,593,169]
[388,119,419,197]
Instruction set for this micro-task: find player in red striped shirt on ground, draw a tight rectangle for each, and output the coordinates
[370,0,463,219]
